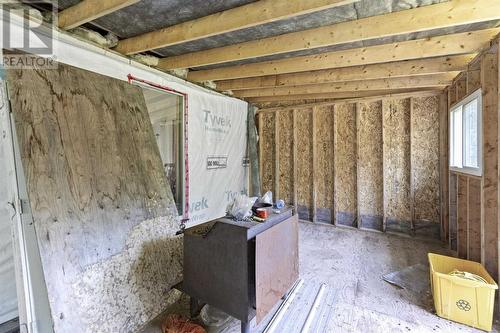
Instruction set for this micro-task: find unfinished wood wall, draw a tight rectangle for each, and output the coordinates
[446,38,499,281]
[259,93,444,238]
[7,63,182,333]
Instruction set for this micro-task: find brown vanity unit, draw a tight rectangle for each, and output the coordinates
[182,207,299,332]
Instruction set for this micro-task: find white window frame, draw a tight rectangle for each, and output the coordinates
[449,89,482,176]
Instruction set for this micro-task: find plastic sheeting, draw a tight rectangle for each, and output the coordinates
[187,93,248,225]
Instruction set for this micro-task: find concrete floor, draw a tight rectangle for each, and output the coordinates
[141,222,497,333]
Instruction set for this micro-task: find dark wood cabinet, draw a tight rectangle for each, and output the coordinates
[182,208,299,332]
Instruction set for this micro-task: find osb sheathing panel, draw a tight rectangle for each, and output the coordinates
[383,98,411,222]
[411,96,440,223]
[7,63,182,332]
[456,78,467,101]
[481,52,498,280]
[260,112,275,193]
[457,175,468,259]
[468,178,481,262]
[449,172,458,251]
[277,111,294,204]
[334,103,357,219]
[315,105,335,215]
[357,101,383,219]
[296,109,313,217]
[467,70,481,93]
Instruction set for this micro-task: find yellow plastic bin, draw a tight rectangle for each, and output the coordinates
[428,253,498,331]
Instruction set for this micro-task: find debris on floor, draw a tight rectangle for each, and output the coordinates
[382,263,429,294]
[161,314,206,333]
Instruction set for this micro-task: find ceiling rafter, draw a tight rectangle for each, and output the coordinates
[113,0,358,55]
[215,55,474,91]
[159,0,500,70]
[233,73,455,98]
[58,0,140,30]
[187,28,500,82]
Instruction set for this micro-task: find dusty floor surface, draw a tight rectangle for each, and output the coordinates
[140,222,498,333]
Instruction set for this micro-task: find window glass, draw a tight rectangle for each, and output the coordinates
[449,90,481,176]
[142,87,184,215]
[463,99,478,168]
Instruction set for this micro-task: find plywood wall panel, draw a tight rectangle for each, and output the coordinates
[357,101,383,230]
[457,175,468,259]
[277,111,294,204]
[7,63,181,333]
[449,173,458,251]
[456,78,467,101]
[296,109,313,220]
[260,112,275,193]
[481,52,498,280]
[467,70,481,93]
[383,98,412,233]
[468,178,481,262]
[411,96,440,224]
[315,105,335,223]
[334,103,357,227]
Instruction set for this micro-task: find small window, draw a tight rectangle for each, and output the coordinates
[139,85,185,216]
[450,89,482,176]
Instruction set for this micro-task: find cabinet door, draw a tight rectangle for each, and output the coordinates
[255,215,299,323]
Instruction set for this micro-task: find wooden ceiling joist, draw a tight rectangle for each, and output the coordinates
[256,90,442,112]
[113,0,358,55]
[159,0,500,70]
[247,89,440,103]
[58,0,140,30]
[216,55,473,91]
[234,73,455,98]
[188,28,500,82]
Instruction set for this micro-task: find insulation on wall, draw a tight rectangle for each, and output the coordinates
[7,63,182,333]
[296,109,313,220]
[260,112,275,194]
[411,96,440,224]
[315,105,335,223]
[383,98,412,233]
[277,111,294,204]
[334,103,357,227]
[357,101,383,230]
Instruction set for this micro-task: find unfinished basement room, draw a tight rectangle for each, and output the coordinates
[2,0,500,332]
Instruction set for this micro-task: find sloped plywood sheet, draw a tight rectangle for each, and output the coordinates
[7,63,181,333]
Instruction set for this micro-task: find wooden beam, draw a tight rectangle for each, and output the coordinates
[246,88,440,103]
[58,0,139,30]
[216,55,473,91]
[114,0,358,55]
[235,74,455,98]
[481,51,499,280]
[161,0,500,69]
[189,29,500,81]
[256,90,442,113]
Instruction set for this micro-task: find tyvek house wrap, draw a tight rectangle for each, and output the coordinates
[187,92,248,226]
